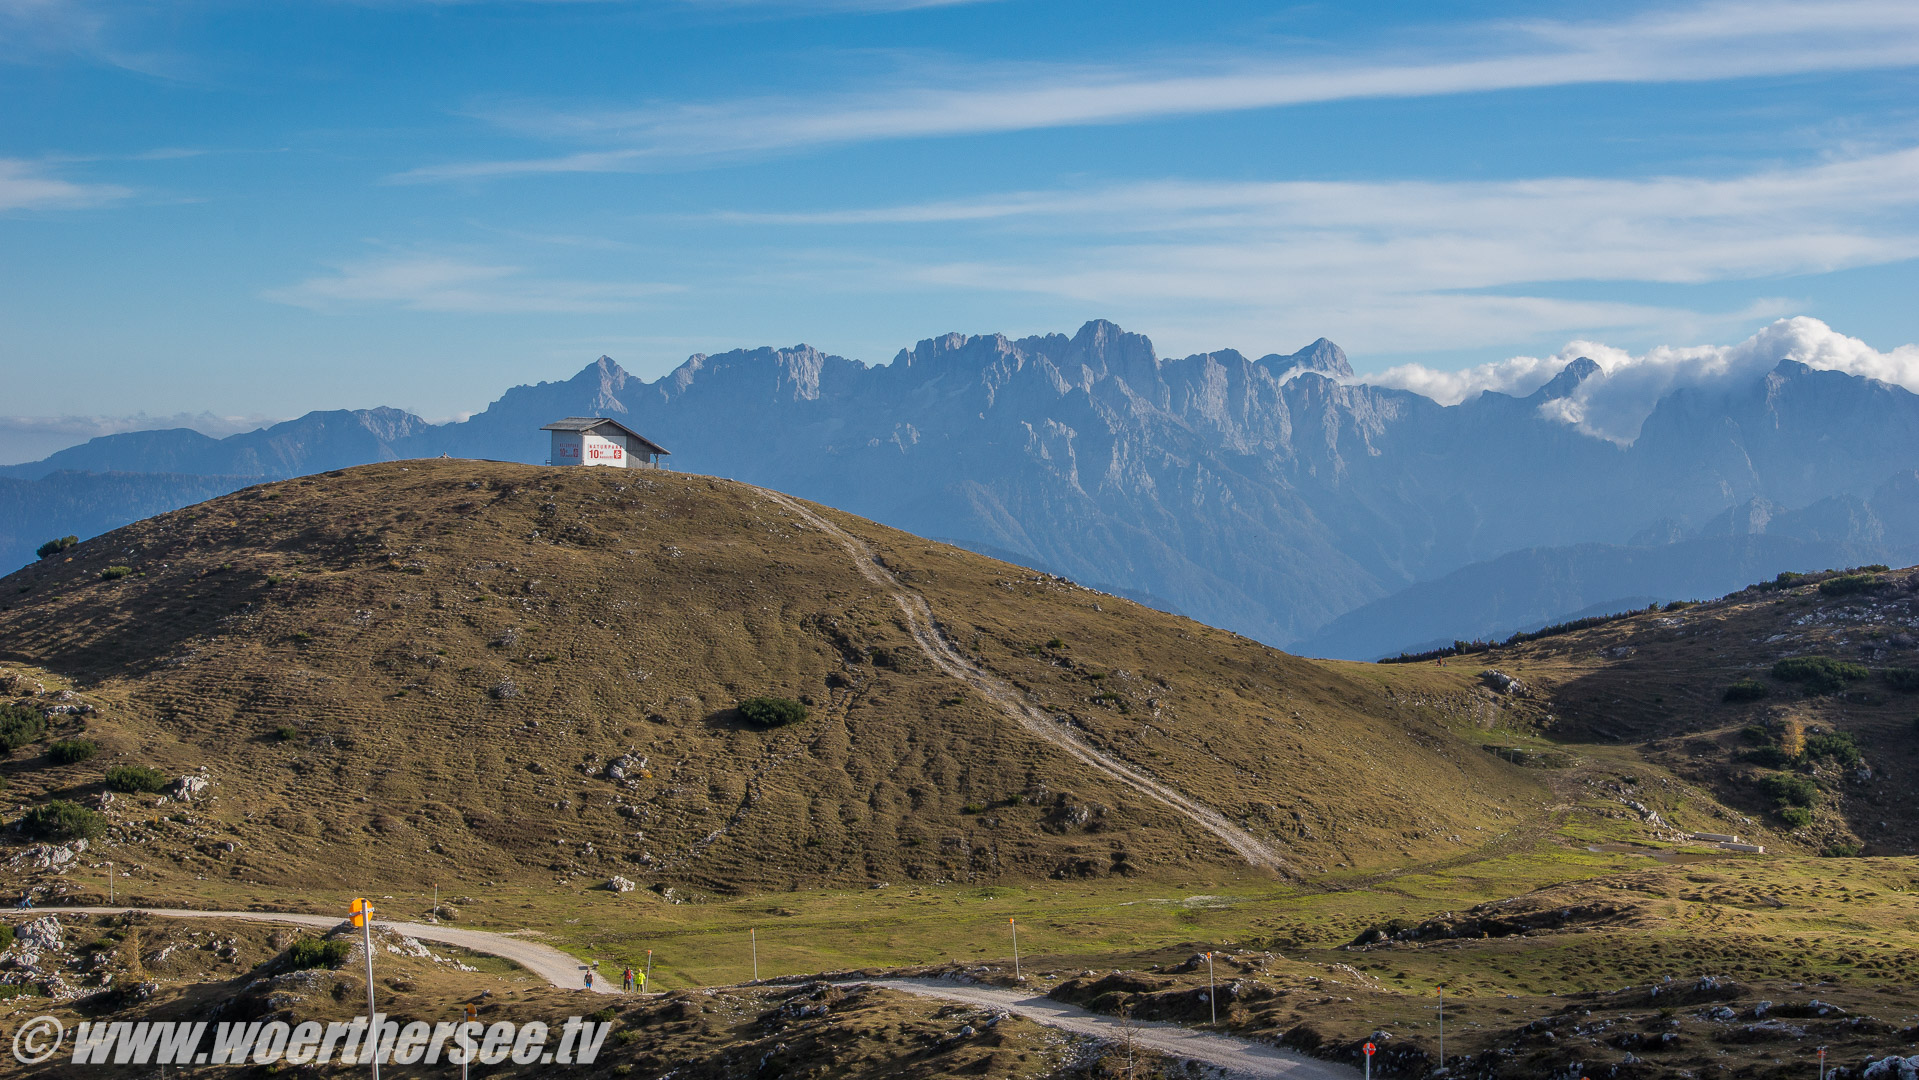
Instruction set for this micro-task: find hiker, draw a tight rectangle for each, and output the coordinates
[584,968,594,990]
[622,967,634,992]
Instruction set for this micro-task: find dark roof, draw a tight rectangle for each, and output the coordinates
[539,417,670,455]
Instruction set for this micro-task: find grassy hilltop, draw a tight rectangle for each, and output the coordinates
[3,461,1918,1079]
[0,459,1536,900]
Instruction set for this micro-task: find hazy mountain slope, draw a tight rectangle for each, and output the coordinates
[1301,470,1919,659]
[0,471,258,571]
[0,460,1538,896]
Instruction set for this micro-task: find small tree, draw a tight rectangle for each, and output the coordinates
[1776,718,1806,761]
[35,536,78,560]
[47,739,98,765]
[1723,680,1769,703]
[0,705,47,754]
[106,764,168,794]
[20,800,107,842]
[738,696,809,727]
[285,937,352,970]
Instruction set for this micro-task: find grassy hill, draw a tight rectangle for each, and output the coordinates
[1432,566,1919,858]
[0,459,1539,902]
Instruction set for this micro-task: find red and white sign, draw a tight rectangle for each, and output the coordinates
[1363,1043,1376,1057]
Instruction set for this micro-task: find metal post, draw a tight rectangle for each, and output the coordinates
[751,929,759,982]
[1205,952,1217,1024]
[644,949,654,990]
[1009,918,1020,979]
[1438,986,1444,1069]
[361,901,380,1080]
[107,863,113,904]
[1819,1047,1827,1080]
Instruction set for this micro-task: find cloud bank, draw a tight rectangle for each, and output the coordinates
[0,158,129,212]
[1363,317,1919,444]
[0,411,285,467]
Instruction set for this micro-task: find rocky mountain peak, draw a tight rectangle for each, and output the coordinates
[1531,356,1602,402]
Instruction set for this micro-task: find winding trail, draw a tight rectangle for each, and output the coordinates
[861,979,1356,1080]
[756,488,1290,874]
[11,908,1350,1077]
[19,906,615,994]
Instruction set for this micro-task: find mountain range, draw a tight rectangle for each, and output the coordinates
[8,319,1919,657]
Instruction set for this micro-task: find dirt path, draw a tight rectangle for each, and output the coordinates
[863,979,1355,1079]
[24,906,615,994]
[755,488,1289,874]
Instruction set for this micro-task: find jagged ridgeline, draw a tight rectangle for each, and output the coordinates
[0,461,1540,893]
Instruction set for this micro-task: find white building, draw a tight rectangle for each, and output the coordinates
[541,417,670,469]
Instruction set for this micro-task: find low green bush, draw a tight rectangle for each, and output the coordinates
[1803,731,1862,765]
[0,705,48,753]
[47,739,98,765]
[1772,656,1870,694]
[273,725,300,741]
[1884,668,1919,692]
[105,764,167,794]
[35,536,78,560]
[1778,806,1813,828]
[1759,772,1818,807]
[20,800,107,842]
[1723,680,1770,703]
[285,938,351,970]
[1818,574,1878,596]
[1738,724,1771,744]
[98,566,133,581]
[1741,745,1795,767]
[737,696,809,727]
[0,924,12,951]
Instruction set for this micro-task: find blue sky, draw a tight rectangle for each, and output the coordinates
[3,0,1918,460]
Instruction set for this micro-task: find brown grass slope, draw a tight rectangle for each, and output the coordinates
[1447,566,1919,856]
[0,460,1542,897]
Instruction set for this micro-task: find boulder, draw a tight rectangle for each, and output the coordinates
[606,876,636,893]
[169,775,210,802]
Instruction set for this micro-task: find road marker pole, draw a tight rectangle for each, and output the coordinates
[1819,1047,1827,1080]
[751,928,760,982]
[1363,1040,1375,1080]
[1204,952,1217,1025]
[351,897,380,1080]
[1437,986,1445,1069]
[1009,918,1020,979]
[107,862,113,904]
[461,1003,478,1080]
[644,949,654,990]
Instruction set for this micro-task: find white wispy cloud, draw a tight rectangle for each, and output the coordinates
[395,0,1919,179]
[693,146,1919,355]
[0,158,130,211]
[263,254,681,314]
[1364,317,1919,444]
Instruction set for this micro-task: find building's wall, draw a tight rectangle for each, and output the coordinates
[551,430,631,467]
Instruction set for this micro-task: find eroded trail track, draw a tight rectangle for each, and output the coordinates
[756,489,1290,874]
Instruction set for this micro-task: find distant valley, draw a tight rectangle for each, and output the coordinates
[7,319,1919,657]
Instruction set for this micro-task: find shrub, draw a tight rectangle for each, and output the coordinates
[47,739,98,765]
[35,536,78,560]
[1738,724,1771,744]
[1822,842,1862,857]
[273,726,300,741]
[1884,668,1919,693]
[1779,806,1814,828]
[20,799,107,842]
[0,924,12,951]
[0,704,48,753]
[1772,656,1870,694]
[1759,772,1817,807]
[737,696,809,727]
[1741,745,1795,768]
[1818,574,1878,596]
[1724,680,1770,703]
[1803,731,1862,765]
[98,566,133,581]
[105,764,167,794]
[285,937,351,970]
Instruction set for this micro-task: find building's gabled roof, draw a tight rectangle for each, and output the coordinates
[539,417,671,455]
